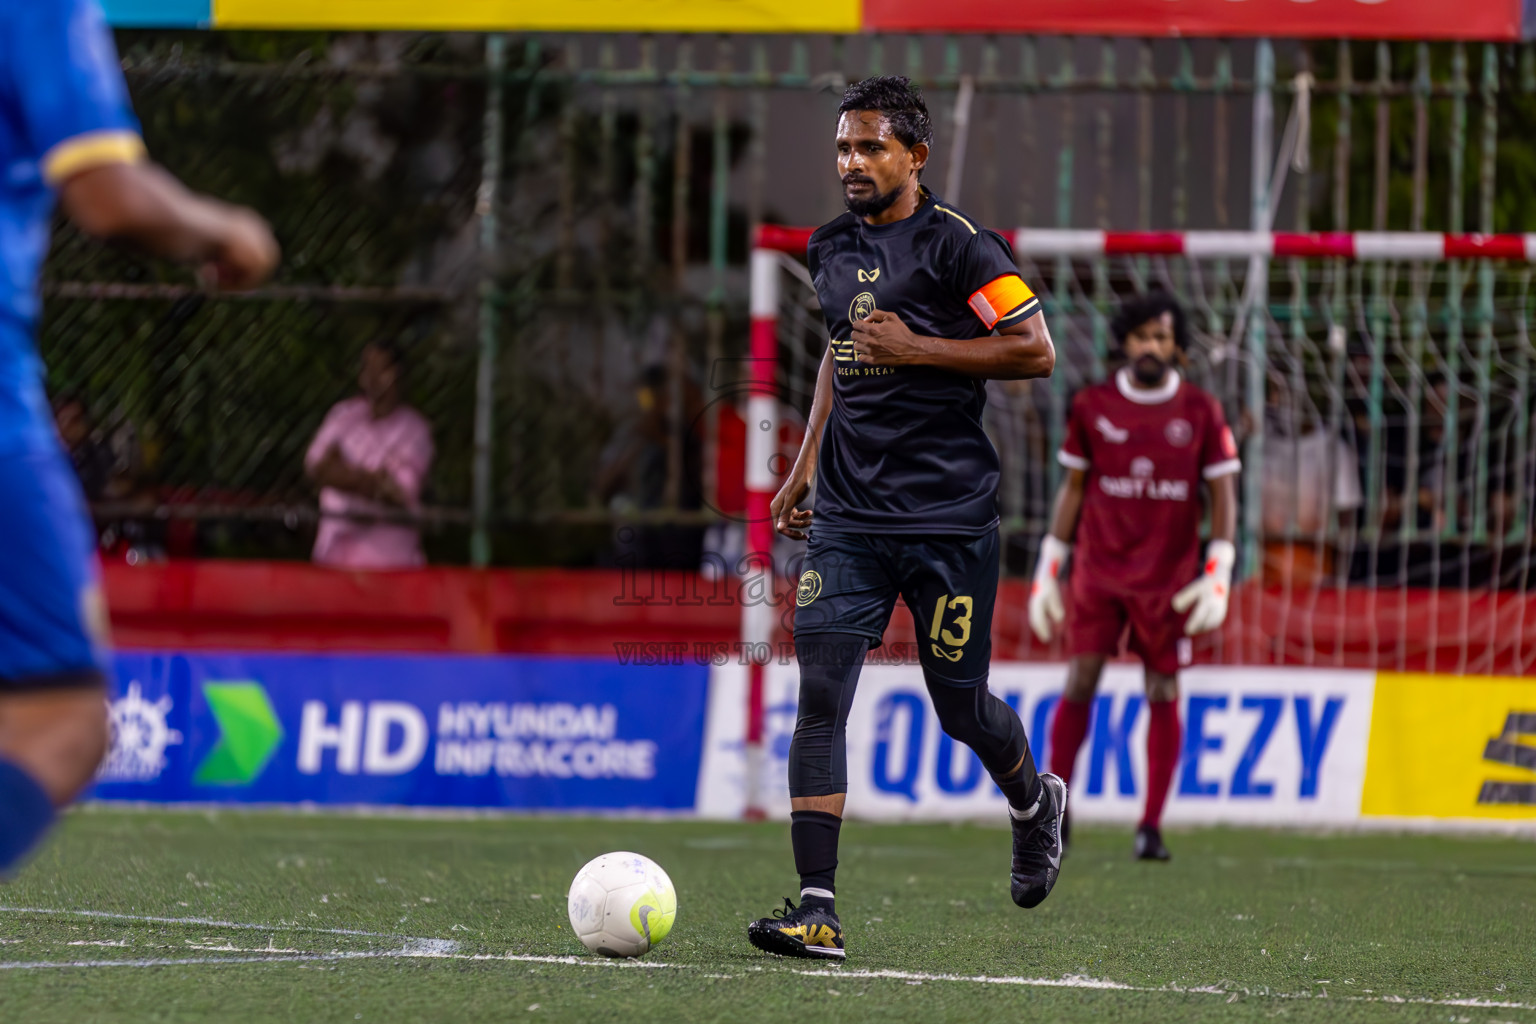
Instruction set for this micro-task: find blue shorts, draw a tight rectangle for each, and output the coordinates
[0,445,108,690]
[792,528,998,685]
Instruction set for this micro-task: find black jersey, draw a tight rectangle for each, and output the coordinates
[807,190,1041,536]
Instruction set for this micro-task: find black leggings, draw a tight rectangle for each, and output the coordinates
[787,632,1033,798]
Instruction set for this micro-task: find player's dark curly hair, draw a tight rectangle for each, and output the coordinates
[837,76,934,154]
[1111,291,1190,351]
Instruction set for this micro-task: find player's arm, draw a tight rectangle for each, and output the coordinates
[1209,471,1237,549]
[1027,467,1084,644]
[1029,394,1094,643]
[850,308,1054,380]
[58,163,277,290]
[853,233,1054,378]
[1172,411,1242,635]
[16,0,277,288]
[308,447,397,504]
[770,346,834,540]
[1047,467,1087,544]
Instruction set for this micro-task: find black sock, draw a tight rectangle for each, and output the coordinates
[790,809,841,904]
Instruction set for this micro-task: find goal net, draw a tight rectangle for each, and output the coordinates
[753,229,1536,675]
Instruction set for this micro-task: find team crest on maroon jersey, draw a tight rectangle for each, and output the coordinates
[1164,418,1193,447]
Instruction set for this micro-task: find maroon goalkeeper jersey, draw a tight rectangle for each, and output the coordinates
[1058,369,1241,594]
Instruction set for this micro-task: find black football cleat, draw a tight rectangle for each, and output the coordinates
[1061,808,1073,852]
[1133,825,1171,861]
[1011,772,1067,909]
[747,897,846,960]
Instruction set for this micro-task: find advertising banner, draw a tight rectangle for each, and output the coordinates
[93,652,710,811]
[698,662,1377,825]
[210,0,860,31]
[102,0,211,26]
[103,0,1524,38]
[864,0,1524,41]
[1361,673,1536,823]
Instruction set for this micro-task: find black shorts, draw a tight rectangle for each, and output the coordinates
[792,528,998,685]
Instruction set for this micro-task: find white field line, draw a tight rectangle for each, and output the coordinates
[784,968,1536,1011]
[0,952,384,970]
[0,911,1530,1012]
[0,944,678,972]
[0,906,399,939]
[0,947,1527,1011]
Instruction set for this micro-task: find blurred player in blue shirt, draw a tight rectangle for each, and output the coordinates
[0,0,278,872]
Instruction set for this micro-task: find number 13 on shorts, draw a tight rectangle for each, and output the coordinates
[928,593,973,662]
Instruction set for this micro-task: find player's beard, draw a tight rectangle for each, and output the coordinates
[843,175,906,218]
[1132,352,1170,387]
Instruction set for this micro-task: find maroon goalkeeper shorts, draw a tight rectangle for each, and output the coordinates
[1064,573,1191,676]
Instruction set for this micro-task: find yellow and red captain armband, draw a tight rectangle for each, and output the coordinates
[967,274,1041,330]
[42,130,147,188]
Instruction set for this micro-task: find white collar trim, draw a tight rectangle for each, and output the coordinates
[1115,367,1181,405]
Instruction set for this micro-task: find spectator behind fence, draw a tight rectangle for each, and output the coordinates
[52,394,116,503]
[1261,373,1362,587]
[593,363,705,569]
[1416,371,1482,534]
[304,341,434,569]
[1344,338,1411,533]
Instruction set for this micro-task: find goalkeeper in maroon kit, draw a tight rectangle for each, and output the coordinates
[1028,292,1240,860]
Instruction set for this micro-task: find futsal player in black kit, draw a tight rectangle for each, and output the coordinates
[747,77,1064,961]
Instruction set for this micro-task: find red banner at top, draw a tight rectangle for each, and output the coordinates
[863,0,1523,41]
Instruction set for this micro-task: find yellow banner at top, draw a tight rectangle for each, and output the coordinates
[212,0,862,32]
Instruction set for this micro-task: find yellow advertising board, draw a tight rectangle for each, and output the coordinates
[212,0,862,32]
[1361,673,1536,821]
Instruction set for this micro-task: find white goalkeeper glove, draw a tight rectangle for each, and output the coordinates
[1028,535,1071,644]
[1171,539,1236,636]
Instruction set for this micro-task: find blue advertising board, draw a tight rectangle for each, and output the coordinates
[93,652,709,811]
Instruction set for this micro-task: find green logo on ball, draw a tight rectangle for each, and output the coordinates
[629,887,676,947]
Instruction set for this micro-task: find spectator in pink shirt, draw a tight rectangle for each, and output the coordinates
[304,341,434,569]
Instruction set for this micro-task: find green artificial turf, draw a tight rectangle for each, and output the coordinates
[0,808,1530,1023]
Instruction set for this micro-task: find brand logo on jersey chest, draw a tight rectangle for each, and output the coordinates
[1165,418,1194,447]
[1095,416,1129,444]
[857,267,881,283]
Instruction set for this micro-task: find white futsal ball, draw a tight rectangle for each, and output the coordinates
[566,851,677,958]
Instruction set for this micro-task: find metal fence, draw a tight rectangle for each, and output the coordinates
[40,30,1536,574]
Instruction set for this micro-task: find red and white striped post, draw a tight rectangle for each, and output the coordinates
[742,238,782,820]
[1010,229,1536,261]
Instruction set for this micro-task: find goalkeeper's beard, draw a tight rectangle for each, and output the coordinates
[1133,353,1170,387]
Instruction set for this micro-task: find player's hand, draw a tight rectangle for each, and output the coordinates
[1028,535,1070,644]
[1171,539,1236,636]
[850,309,922,366]
[202,206,279,291]
[770,474,813,540]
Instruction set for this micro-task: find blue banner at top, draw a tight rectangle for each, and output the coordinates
[104,0,210,27]
[92,652,710,812]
